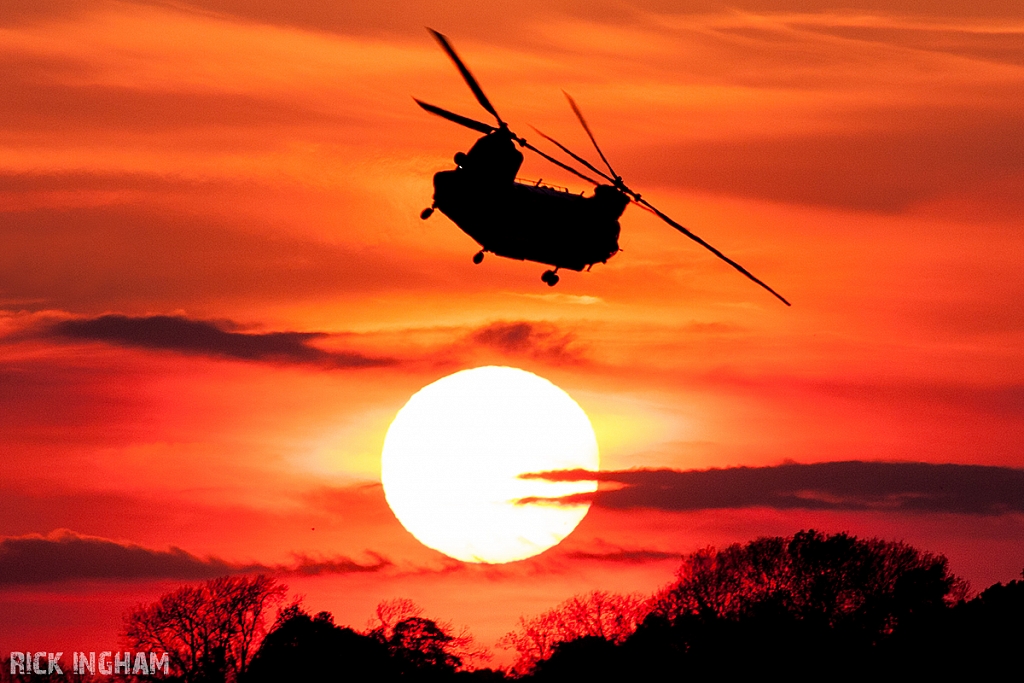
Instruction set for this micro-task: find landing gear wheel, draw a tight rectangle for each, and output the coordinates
[541,270,559,287]
[473,251,484,264]
[420,207,434,220]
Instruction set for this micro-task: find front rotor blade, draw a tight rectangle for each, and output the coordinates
[563,91,618,179]
[414,99,496,135]
[528,125,614,183]
[637,198,791,306]
[428,29,504,126]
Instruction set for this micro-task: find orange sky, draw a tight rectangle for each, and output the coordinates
[1,0,1023,667]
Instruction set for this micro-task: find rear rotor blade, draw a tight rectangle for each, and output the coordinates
[528,125,615,183]
[516,138,601,186]
[414,99,496,135]
[428,28,504,126]
[563,91,618,180]
[636,198,791,306]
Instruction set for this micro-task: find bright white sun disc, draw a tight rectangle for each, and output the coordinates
[381,366,598,564]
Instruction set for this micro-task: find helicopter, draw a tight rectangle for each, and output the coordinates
[415,29,790,305]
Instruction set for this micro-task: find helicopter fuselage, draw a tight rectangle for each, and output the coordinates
[430,162,630,273]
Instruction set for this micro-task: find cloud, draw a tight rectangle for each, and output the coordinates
[103,0,651,43]
[0,0,91,28]
[43,314,590,369]
[282,552,392,577]
[0,530,240,585]
[102,0,1024,42]
[0,530,391,586]
[468,321,581,362]
[560,547,679,564]
[521,461,1024,516]
[518,293,603,306]
[0,205,436,310]
[629,112,1024,213]
[49,314,393,368]
[0,70,347,137]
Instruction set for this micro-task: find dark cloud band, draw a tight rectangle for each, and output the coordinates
[50,314,393,368]
[0,530,391,586]
[469,320,579,362]
[560,547,680,564]
[521,461,1024,516]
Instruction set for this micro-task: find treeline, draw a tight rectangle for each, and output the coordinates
[4,530,1021,682]
[515,530,1024,680]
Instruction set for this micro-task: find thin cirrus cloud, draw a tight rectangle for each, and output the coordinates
[0,67,346,137]
[0,205,436,310]
[627,114,1024,213]
[40,0,1022,41]
[520,461,1024,516]
[0,530,391,586]
[49,314,394,369]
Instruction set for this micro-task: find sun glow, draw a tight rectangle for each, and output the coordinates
[381,366,599,563]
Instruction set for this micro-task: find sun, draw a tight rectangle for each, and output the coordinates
[381,366,599,564]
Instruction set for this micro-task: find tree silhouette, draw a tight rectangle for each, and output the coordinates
[895,573,1024,679]
[366,598,487,675]
[123,575,286,683]
[244,605,393,683]
[366,597,425,640]
[503,531,979,680]
[619,530,969,678]
[498,590,648,675]
[528,635,622,681]
[387,617,461,676]
[652,530,964,637]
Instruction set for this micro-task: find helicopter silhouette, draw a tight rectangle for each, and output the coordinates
[415,29,790,305]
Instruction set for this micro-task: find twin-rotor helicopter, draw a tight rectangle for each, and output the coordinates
[415,29,789,306]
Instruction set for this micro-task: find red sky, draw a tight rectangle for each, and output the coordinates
[1,0,1023,667]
